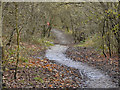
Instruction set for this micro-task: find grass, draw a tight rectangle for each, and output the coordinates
[74,34,117,55]
[32,36,54,48]
[74,36,95,47]
[74,34,104,51]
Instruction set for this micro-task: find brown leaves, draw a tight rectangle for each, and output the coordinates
[55,73,59,77]
[66,46,119,84]
[46,64,50,67]
[48,67,52,72]
[31,61,35,64]
[3,42,86,88]
[67,71,69,73]
[49,84,53,87]
[3,57,86,88]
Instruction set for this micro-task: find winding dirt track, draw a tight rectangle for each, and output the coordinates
[45,29,117,88]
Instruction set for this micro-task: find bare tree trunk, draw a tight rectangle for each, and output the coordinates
[70,14,74,32]
[0,2,2,88]
[118,1,120,87]
[106,3,111,57]
[102,18,107,57]
[14,3,20,79]
[2,46,5,71]
[6,28,16,46]
[42,25,46,38]
[66,26,69,32]
[47,25,52,38]
[47,16,53,38]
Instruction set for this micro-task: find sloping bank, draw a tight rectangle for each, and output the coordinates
[45,29,117,88]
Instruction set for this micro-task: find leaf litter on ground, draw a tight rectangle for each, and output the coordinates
[65,46,119,86]
[3,43,87,88]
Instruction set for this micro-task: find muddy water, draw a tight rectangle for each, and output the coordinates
[45,29,117,88]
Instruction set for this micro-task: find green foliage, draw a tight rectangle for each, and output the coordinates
[65,29,73,34]
[8,48,16,56]
[20,57,28,63]
[75,34,101,48]
[44,40,54,47]
[34,77,44,83]
[112,24,118,33]
[32,36,54,47]
[9,59,14,62]
[19,80,25,83]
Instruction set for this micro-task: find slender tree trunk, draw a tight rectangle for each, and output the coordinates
[2,45,5,71]
[70,14,74,32]
[47,25,52,38]
[0,47,2,88]
[60,17,65,29]
[107,33,111,57]
[42,25,46,38]
[47,17,53,38]
[118,1,120,87]
[31,27,35,35]
[42,15,47,38]
[106,10,111,57]
[14,3,20,79]
[102,18,107,57]
[6,28,16,46]
[66,26,69,32]
[0,2,2,88]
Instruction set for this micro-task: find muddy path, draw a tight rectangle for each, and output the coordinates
[45,29,117,88]
[51,29,74,45]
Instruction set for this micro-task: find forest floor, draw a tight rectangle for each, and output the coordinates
[2,31,86,88]
[3,56,87,88]
[65,47,119,86]
[3,29,118,88]
[45,29,117,88]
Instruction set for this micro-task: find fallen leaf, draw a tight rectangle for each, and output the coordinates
[55,73,59,77]
[49,84,52,87]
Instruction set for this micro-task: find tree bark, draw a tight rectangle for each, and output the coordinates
[118,1,120,87]
[102,18,107,57]
[14,3,20,79]
[106,3,111,57]
[6,28,16,46]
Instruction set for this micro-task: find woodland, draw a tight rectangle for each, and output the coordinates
[0,2,120,88]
